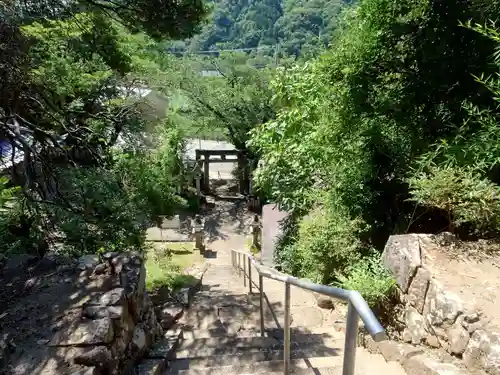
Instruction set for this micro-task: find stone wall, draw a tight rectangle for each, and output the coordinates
[51,252,162,375]
[382,233,500,374]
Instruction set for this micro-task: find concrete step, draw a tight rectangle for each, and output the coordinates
[168,365,341,375]
[167,356,337,374]
[173,334,342,359]
[166,348,406,375]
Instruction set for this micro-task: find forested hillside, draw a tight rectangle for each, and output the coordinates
[167,0,352,57]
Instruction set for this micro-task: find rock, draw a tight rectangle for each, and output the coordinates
[71,367,101,375]
[424,280,463,327]
[403,355,467,375]
[466,321,485,334]
[177,287,191,306]
[159,303,183,330]
[87,288,125,307]
[112,255,131,274]
[161,303,184,320]
[136,359,165,375]
[316,295,335,310]
[403,306,427,345]
[78,255,99,271]
[112,322,134,357]
[0,333,14,367]
[464,312,480,324]
[446,322,470,355]
[146,335,180,359]
[83,305,125,320]
[463,330,500,374]
[377,340,424,363]
[130,325,148,359]
[93,263,107,275]
[407,267,431,314]
[73,346,113,369]
[49,318,114,346]
[426,335,440,348]
[435,232,457,246]
[382,234,422,292]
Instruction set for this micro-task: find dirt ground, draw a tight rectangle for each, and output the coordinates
[423,236,500,329]
[0,254,118,375]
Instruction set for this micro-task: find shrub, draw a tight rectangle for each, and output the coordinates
[288,204,364,284]
[336,255,396,308]
[408,165,500,234]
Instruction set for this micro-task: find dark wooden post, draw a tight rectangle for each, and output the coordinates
[203,152,210,192]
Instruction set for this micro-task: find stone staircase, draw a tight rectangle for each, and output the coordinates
[161,262,408,375]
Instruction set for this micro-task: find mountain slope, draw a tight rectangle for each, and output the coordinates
[168,0,352,57]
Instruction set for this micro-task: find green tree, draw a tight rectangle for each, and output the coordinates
[158,53,276,154]
[250,0,500,284]
[0,0,206,255]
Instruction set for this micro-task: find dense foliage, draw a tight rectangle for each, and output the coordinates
[165,0,352,57]
[250,0,500,305]
[0,1,205,256]
[170,54,276,152]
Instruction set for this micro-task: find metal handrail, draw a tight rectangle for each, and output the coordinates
[230,249,386,375]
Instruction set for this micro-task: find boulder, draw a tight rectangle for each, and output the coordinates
[136,359,165,375]
[382,234,422,293]
[83,305,125,320]
[424,280,463,327]
[446,321,470,355]
[73,346,114,369]
[463,330,500,374]
[78,255,99,271]
[407,267,431,314]
[130,325,148,360]
[49,318,114,346]
[158,303,183,330]
[403,307,427,345]
[71,367,101,375]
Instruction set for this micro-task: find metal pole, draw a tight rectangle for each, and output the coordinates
[243,255,247,287]
[248,257,252,294]
[259,275,265,337]
[342,301,359,375]
[238,253,241,277]
[284,283,291,375]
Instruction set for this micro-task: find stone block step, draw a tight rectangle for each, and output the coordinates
[166,356,337,374]
[177,335,280,352]
[166,350,406,375]
[167,365,342,375]
[173,341,341,360]
[171,348,339,365]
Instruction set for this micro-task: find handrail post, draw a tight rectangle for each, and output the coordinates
[284,282,291,374]
[259,274,265,337]
[342,301,359,375]
[243,255,247,287]
[238,253,241,277]
[248,257,252,294]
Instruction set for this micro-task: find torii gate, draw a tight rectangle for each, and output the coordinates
[195,149,251,194]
